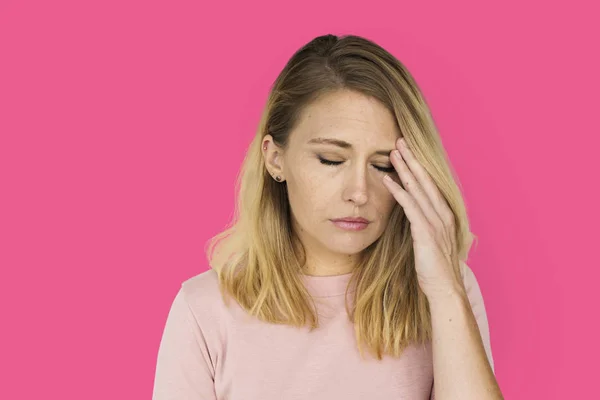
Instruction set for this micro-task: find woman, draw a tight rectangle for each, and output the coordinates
[152,34,503,399]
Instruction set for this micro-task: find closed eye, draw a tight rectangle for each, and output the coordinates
[318,157,395,173]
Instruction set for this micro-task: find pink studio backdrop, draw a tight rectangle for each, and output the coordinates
[1,1,598,399]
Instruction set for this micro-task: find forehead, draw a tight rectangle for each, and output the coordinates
[292,90,400,146]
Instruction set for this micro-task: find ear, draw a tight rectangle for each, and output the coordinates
[262,134,285,182]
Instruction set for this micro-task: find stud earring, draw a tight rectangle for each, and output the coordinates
[275,175,282,182]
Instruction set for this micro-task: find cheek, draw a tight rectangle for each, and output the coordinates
[296,158,324,185]
[287,169,331,216]
[374,185,398,218]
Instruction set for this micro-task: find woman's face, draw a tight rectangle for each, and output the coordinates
[264,89,403,265]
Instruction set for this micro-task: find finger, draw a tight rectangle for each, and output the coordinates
[382,174,431,239]
[396,138,457,256]
[390,148,444,232]
[397,138,455,228]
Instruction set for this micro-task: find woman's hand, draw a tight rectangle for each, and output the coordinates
[382,137,466,302]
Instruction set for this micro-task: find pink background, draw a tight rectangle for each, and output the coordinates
[1,0,598,398]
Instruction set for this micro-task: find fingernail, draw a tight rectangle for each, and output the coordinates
[392,150,401,159]
[383,174,392,182]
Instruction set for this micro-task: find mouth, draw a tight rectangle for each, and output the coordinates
[331,217,370,223]
[330,218,370,231]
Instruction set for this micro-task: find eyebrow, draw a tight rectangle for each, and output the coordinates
[307,137,394,156]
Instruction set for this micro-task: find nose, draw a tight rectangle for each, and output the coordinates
[343,164,369,206]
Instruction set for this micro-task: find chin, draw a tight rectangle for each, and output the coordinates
[324,236,376,255]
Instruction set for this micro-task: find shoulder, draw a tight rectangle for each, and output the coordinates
[178,267,223,307]
[180,267,221,301]
[459,261,483,298]
[458,260,495,372]
[458,261,491,326]
[176,268,227,330]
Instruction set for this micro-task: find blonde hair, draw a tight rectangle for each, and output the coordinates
[206,34,476,360]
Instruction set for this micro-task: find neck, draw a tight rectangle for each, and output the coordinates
[301,251,359,276]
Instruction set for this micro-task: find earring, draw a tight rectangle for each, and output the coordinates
[275,175,282,182]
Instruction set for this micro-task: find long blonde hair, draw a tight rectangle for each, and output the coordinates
[206,34,476,360]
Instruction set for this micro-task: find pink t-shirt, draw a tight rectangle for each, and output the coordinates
[152,263,494,399]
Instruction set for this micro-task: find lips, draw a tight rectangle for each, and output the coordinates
[331,217,370,223]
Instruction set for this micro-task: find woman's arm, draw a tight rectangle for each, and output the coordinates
[152,288,218,400]
[429,264,502,400]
